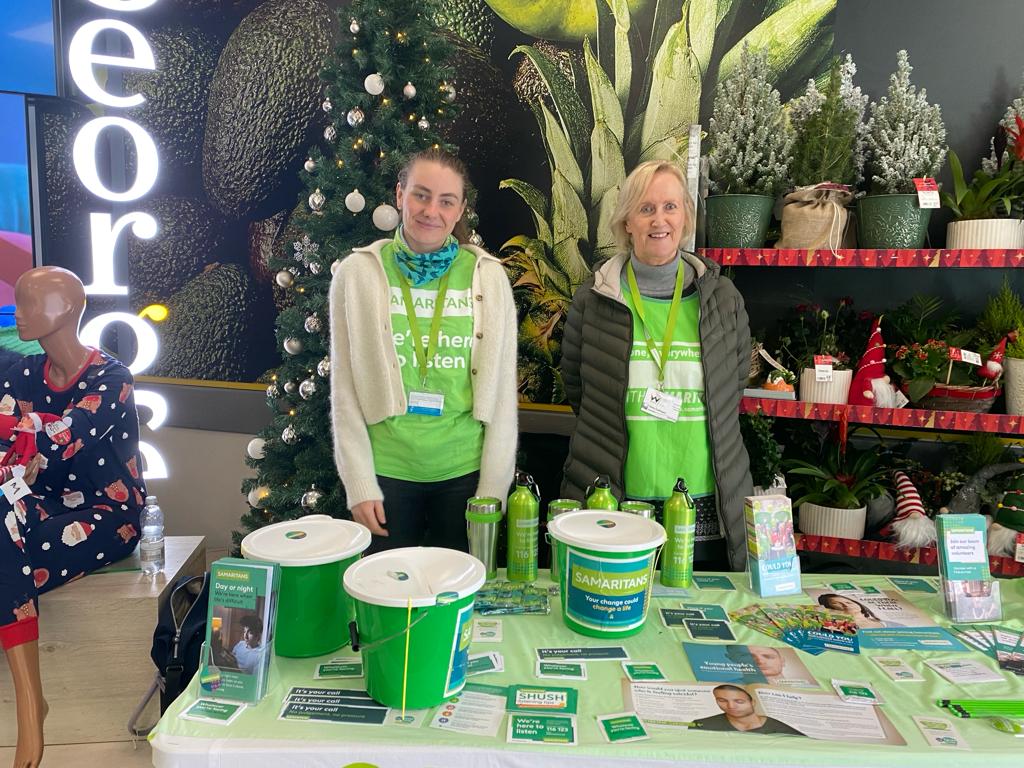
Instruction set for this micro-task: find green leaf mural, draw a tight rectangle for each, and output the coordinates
[499,0,836,402]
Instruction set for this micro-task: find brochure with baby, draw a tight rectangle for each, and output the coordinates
[199,557,280,704]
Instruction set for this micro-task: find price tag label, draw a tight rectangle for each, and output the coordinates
[913,177,940,208]
[894,389,910,408]
[1015,532,1024,564]
[814,354,834,382]
[949,348,983,366]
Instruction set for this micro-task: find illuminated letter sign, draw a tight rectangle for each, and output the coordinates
[69,1,168,479]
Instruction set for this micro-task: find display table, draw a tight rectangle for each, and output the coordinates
[150,572,1024,768]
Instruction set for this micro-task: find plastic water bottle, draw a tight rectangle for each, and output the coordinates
[140,494,165,575]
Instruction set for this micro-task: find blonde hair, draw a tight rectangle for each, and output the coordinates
[609,160,696,254]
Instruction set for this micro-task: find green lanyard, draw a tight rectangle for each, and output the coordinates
[397,270,451,387]
[625,259,685,388]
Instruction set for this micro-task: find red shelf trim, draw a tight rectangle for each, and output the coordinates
[796,533,1024,578]
[702,248,1024,268]
[741,397,1024,436]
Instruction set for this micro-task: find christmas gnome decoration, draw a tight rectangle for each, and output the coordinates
[880,470,935,548]
[848,316,898,408]
[988,471,1024,556]
[977,331,1016,381]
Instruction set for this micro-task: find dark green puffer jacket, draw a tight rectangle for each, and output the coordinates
[559,251,753,570]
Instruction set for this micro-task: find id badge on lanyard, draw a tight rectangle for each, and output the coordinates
[628,260,685,423]
[641,386,681,422]
[399,271,450,418]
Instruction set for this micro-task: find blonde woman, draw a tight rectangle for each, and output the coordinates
[560,160,753,570]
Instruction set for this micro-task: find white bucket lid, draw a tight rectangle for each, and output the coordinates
[241,516,371,567]
[548,510,666,552]
[343,547,486,608]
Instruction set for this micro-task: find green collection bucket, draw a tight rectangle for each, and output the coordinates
[548,511,666,638]
[344,547,486,709]
[241,515,371,657]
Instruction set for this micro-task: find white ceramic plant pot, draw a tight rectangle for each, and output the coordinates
[1005,357,1024,415]
[799,368,853,405]
[799,502,867,540]
[946,219,1024,249]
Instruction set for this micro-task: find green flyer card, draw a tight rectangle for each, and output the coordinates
[621,661,665,681]
[180,698,246,726]
[681,603,729,621]
[685,619,736,641]
[536,660,587,680]
[660,608,697,627]
[507,714,577,745]
[888,577,938,594]
[536,646,629,661]
[692,575,734,590]
[314,661,363,679]
[279,701,389,725]
[506,684,579,714]
[597,712,649,743]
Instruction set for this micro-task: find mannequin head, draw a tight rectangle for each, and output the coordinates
[14,267,86,343]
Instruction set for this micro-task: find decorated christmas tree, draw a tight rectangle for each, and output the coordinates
[236,0,460,546]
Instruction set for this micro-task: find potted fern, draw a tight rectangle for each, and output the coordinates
[706,45,792,248]
[777,56,867,249]
[859,50,947,248]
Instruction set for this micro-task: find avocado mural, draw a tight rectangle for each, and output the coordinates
[37,0,834,389]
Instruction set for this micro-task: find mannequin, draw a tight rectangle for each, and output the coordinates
[0,267,146,768]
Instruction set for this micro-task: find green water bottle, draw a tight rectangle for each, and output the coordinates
[661,477,696,587]
[585,475,619,510]
[506,471,540,582]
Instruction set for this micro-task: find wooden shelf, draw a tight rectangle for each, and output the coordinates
[701,247,1024,268]
[741,396,1024,436]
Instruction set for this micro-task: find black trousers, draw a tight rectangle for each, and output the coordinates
[368,471,479,554]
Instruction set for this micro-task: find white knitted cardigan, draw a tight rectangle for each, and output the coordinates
[328,239,518,507]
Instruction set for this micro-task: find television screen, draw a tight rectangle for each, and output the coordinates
[0,93,33,308]
[0,0,58,97]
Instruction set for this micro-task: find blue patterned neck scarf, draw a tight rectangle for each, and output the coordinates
[393,227,459,286]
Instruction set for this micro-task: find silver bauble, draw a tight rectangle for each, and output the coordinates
[275,270,294,289]
[349,19,360,34]
[283,337,303,355]
[309,261,322,274]
[443,83,456,102]
[301,488,323,509]
[403,82,417,99]
[364,73,385,96]
[246,437,266,459]
[417,117,430,131]
[469,232,484,246]
[304,157,316,173]
[308,188,325,212]
[266,384,279,398]
[372,204,401,231]
[345,189,366,213]
[283,380,297,395]
[324,125,337,141]
[304,315,322,333]
[281,425,298,445]
[346,107,365,127]
[322,97,333,113]
[317,357,331,377]
[247,485,270,508]
[299,379,317,400]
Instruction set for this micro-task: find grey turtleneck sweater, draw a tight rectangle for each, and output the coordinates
[621,252,695,298]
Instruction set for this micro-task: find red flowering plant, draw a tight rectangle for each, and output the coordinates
[891,339,986,402]
[774,298,868,374]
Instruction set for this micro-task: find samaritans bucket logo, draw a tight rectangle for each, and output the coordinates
[285,531,306,540]
[565,548,656,632]
[387,570,409,581]
[596,519,616,528]
[515,689,568,710]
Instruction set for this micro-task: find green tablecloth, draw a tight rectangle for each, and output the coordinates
[150,572,1024,767]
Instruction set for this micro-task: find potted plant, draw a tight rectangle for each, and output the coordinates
[786,442,888,540]
[891,338,1000,412]
[977,278,1024,414]
[776,302,856,404]
[941,142,1024,249]
[1006,333,1024,414]
[777,56,867,249]
[859,50,947,248]
[706,45,792,248]
[740,412,785,495]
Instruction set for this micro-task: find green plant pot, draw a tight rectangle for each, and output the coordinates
[856,194,932,248]
[705,194,775,248]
